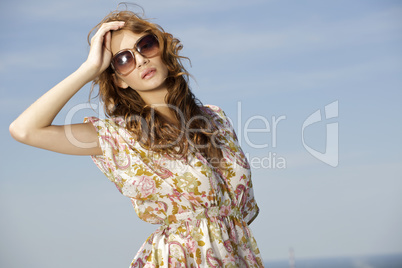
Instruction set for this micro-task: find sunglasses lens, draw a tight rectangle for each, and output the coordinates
[111,35,159,76]
[112,50,135,75]
[137,35,159,57]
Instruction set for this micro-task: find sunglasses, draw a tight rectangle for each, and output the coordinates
[110,34,160,76]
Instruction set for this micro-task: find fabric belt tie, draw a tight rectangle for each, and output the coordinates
[164,206,241,226]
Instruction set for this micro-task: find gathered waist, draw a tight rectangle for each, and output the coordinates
[163,206,242,226]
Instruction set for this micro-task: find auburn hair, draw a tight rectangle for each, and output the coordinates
[88,9,225,168]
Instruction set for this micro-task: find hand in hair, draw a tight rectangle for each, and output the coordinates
[84,21,126,81]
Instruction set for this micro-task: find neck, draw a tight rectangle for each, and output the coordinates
[136,88,179,126]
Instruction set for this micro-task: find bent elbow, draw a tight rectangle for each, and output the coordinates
[9,121,30,143]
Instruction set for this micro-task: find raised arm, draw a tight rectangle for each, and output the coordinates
[9,21,125,156]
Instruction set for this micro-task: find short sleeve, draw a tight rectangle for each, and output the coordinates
[203,105,258,225]
[202,104,236,138]
[203,104,250,169]
[84,116,132,192]
[240,181,260,225]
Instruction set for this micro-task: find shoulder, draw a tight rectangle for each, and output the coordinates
[84,116,139,151]
[201,104,233,131]
[84,116,127,136]
[201,104,227,120]
[84,116,126,127]
[202,104,223,113]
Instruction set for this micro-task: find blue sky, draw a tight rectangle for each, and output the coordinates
[1,0,401,267]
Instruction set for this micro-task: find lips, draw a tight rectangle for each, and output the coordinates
[141,68,156,79]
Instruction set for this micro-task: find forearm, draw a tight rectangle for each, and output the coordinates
[10,21,124,151]
[10,63,96,139]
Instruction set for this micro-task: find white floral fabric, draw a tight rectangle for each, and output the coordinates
[84,105,264,267]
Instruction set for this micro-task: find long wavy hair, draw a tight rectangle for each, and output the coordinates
[88,9,224,168]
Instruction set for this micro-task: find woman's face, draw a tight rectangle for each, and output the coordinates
[110,30,169,93]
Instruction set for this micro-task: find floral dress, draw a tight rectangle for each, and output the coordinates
[84,105,264,268]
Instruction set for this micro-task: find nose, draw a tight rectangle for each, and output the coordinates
[134,51,149,68]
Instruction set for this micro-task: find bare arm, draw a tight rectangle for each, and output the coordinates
[9,21,125,156]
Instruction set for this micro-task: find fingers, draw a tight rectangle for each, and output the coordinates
[85,21,125,76]
[90,21,125,48]
[93,21,125,38]
[104,31,111,52]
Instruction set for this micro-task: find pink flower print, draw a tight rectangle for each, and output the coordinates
[224,240,234,253]
[219,206,230,217]
[195,152,209,166]
[135,175,156,198]
[153,159,174,179]
[177,205,186,214]
[229,225,237,241]
[168,258,182,268]
[245,249,259,265]
[186,238,198,254]
[155,165,173,179]
[222,253,236,266]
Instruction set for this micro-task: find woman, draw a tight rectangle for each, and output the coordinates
[10,8,264,268]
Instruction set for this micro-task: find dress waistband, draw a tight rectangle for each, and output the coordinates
[164,206,241,225]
